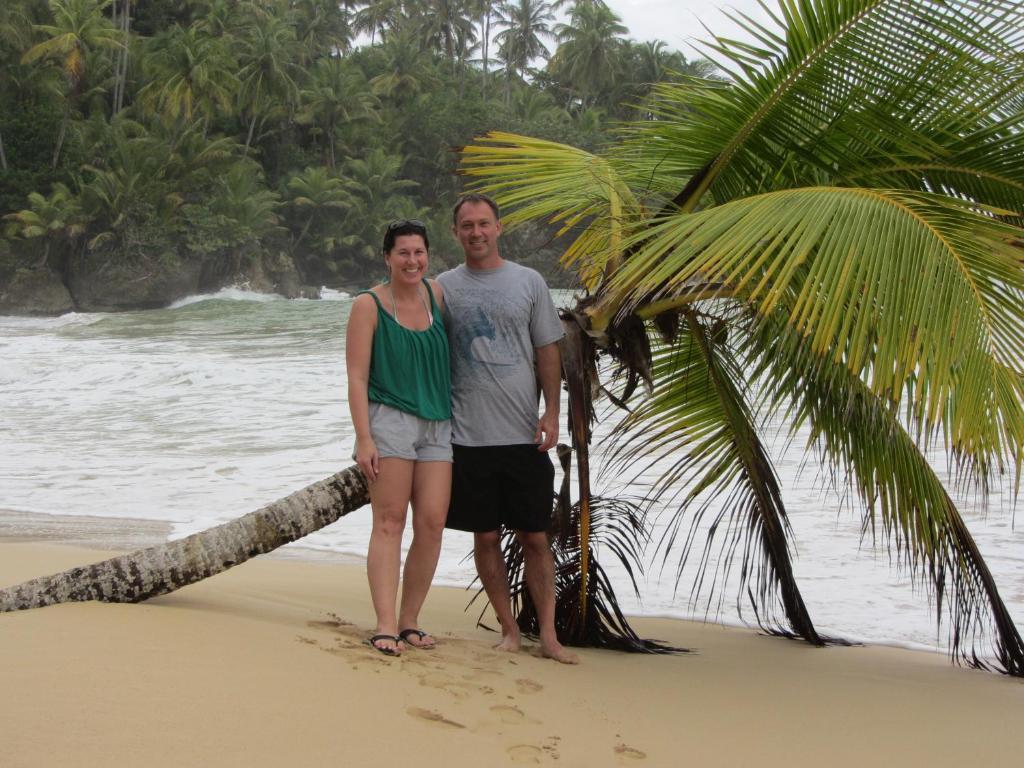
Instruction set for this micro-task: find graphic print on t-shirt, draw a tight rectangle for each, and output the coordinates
[450,289,525,382]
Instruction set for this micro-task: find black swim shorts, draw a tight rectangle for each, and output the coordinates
[446,444,555,533]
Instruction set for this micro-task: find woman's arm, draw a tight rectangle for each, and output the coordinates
[346,293,380,481]
[428,278,444,314]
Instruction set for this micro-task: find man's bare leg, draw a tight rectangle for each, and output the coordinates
[518,530,579,664]
[473,530,521,652]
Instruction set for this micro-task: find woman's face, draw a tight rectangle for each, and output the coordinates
[385,234,429,286]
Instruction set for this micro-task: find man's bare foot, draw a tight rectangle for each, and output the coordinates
[495,631,522,653]
[540,638,579,665]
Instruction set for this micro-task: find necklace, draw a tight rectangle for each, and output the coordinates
[387,282,432,328]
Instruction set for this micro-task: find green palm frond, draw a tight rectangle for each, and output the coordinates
[670,0,1024,208]
[751,312,1024,673]
[603,310,823,642]
[601,187,1024,487]
[459,132,638,289]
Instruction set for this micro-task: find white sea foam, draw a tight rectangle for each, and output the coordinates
[169,287,285,308]
[319,287,351,301]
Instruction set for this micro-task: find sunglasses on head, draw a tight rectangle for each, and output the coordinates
[387,219,427,231]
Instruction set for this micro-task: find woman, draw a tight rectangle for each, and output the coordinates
[346,220,452,656]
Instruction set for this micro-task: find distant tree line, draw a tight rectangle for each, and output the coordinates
[0,0,713,295]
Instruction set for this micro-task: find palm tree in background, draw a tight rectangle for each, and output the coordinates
[369,26,439,100]
[137,24,238,127]
[292,0,353,60]
[493,0,554,87]
[283,165,352,273]
[459,0,1024,676]
[353,0,399,45]
[0,2,35,171]
[407,0,476,69]
[296,58,379,169]
[21,0,121,168]
[234,7,302,152]
[336,147,423,274]
[3,182,85,268]
[548,0,626,110]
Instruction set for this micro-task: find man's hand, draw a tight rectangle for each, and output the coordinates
[535,409,559,451]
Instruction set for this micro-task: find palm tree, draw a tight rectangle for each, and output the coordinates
[459,0,1024,676]
[21,0,121,168]
[234,8,303,153]
[336,147,423,276]
[369,26,439,101]
[295,57,379,169]
[291,0,354,60]
[137,24,238,127]
[0,2,34,171]
[405,0,476,71]
[3,182,85,268]
[283,165,351,256]
[493,0,554,86]
[548,0,626,110]
[473,0,494,99]
[353,0,399,45]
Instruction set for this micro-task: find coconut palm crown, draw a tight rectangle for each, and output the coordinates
[458,0,1024,675]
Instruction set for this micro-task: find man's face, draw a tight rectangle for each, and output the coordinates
[453,201,502,265]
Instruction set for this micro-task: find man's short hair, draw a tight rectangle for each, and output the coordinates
[452,193,500,225]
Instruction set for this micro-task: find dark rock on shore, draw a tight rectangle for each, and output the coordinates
[68,249,204,312]
[200,248,321,300]
[0,267,74,316]
[0,241,320,315]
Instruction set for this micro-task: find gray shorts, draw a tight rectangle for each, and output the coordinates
[357,402,452,462]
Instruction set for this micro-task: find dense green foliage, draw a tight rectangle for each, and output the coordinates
[0,0,712,288]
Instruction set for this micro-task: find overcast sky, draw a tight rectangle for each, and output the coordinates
[593,0,773,55]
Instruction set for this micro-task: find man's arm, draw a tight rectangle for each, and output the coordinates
[534,341,561,451]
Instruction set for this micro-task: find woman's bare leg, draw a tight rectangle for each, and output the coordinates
[366,457,414,653]
[397,460,451,647]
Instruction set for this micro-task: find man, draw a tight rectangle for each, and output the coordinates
[438,193,579,665]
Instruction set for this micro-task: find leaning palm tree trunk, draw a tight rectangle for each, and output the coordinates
[0,467,369,612]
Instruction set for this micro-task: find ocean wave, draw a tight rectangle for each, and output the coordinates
[0,311,106,330]
[169,287,286,309]
[319,287,351,301]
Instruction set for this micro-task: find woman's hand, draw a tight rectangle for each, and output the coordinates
[355,435,380,482]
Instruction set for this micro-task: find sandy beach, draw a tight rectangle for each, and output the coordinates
[1,535,1021,768]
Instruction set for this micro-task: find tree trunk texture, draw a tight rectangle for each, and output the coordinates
[0,467,369,612]
[114,0,131,114]
[51,100,71,170]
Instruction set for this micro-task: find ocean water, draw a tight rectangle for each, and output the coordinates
[1,290,1021,657]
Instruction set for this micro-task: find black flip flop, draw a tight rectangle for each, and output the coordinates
[367,633,401,656]
[399,628,436,649]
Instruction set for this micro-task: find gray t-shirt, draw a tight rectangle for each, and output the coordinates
[438,261,564,446]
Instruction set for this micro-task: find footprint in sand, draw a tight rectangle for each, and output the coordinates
[417,674,476,700]
[515,678,543,694]
[614,744,647,760]
[507,745,543,764]
[490,705,535,724]
[406,707,465,729]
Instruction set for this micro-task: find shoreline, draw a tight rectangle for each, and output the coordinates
[0,508,983,661]
[2,538,1022,768]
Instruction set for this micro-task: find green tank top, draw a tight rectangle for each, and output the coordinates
[359,280,452,421]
